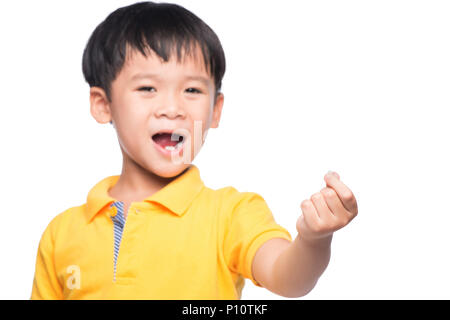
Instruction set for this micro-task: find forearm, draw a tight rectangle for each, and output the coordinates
[270,233,332,298]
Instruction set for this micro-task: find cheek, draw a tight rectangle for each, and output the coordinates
[114,113,149,151]
[190,102,214,127]
[183,112,211,159]
[189,114,211,145]
[113,96,149,127]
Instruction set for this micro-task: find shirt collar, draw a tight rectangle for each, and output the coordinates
[85,164,204,223]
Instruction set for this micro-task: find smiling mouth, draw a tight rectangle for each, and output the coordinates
[151,132,185,151]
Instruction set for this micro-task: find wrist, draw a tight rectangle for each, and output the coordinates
[297,233,333,249]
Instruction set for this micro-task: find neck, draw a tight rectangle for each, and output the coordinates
[108,151,180,202]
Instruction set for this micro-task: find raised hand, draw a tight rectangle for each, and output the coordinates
[296,171,358,243]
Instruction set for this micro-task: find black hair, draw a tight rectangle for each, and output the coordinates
[82,1,226,104]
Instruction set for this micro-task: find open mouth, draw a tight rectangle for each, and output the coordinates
[151,132,185,151]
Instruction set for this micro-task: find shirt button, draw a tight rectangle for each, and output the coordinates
[110,206,118,217]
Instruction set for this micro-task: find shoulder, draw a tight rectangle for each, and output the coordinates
[219,186,268,205]
[39,204,86,245]
[207,184,264,200]
[207,186,271,219]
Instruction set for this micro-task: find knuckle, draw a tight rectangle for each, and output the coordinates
[342,191,354,202]
[321,188,335,199]
[301,200,311,209]
[311,193,322,201]
[296,216,304,229]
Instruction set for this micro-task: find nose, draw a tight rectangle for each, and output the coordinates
[154,94,186,119]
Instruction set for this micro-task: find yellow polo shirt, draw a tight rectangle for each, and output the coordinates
[31,164,292,299]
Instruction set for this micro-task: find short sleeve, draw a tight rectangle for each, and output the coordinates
[223,190,292,287]
[31,217,64,300]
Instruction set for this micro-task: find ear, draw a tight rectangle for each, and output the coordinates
[210,92,224,129]
[89,87,113,124]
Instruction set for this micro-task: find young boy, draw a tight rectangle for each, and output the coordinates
[31,1,358,300]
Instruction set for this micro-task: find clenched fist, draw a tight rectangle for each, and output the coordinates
[296,171,358,243]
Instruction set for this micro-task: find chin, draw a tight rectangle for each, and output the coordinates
[151,163,191,179]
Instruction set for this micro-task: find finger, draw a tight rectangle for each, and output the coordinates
[300,199,321,230]
[324,171,357,213]
[327,170,340,180]
[320,187,355,223]
[310,192,335,225]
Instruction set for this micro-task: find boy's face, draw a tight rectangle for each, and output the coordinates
[90,44,224,178]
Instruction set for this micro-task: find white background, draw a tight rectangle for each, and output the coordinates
[0,0,449,300]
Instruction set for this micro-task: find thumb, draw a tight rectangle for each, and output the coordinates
[324,170,340,185]
[329,171,340,180]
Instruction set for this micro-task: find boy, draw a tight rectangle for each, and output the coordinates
[31,1,358,300]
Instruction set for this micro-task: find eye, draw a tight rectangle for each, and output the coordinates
[185,87,202,94]
[138,86,156,92]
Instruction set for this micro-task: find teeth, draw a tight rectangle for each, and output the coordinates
[164,140,184,151]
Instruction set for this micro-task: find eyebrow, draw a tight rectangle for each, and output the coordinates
[130,73,210,86]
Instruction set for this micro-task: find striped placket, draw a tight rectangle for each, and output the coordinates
[109,201,126,282]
